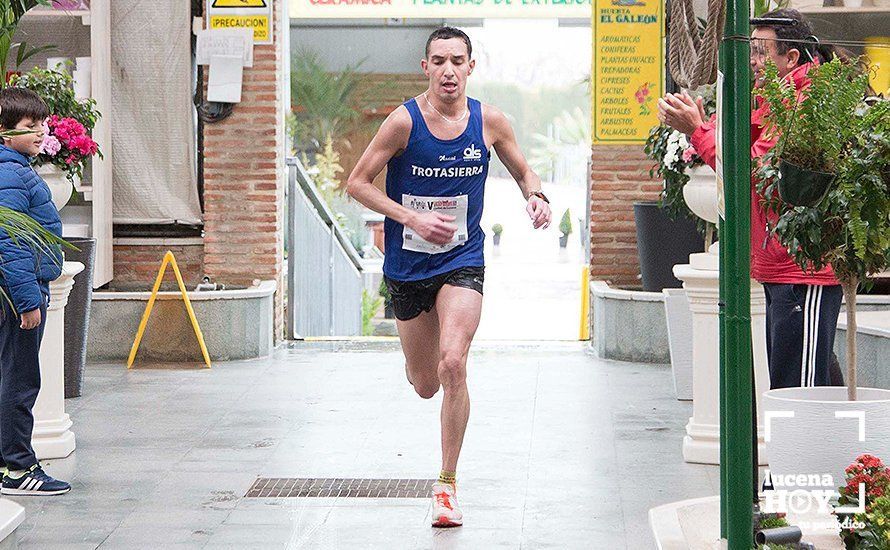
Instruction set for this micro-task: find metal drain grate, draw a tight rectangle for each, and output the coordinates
[245,478,436,499]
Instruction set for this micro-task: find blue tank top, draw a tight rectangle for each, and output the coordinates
[383,97,489,281]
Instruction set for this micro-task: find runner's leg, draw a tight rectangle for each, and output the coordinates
[397,309,441,399]
[435,284,482,473]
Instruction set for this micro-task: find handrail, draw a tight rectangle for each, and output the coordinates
[286,157,364,272]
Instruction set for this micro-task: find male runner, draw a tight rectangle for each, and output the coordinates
[346,26,552,527]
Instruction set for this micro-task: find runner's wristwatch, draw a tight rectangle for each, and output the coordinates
[527,190,549,203]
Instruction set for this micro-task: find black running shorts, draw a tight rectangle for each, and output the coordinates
[383,266,484,321]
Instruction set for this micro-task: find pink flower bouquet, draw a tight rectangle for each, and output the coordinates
[38,115,100,182]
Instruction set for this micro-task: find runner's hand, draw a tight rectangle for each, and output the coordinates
[409,211,458,245]
[527,197,551,230]
[20,308,41,330]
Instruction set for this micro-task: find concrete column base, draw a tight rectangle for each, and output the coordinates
[683,421,767,465]
[33,262,82,460]
[32,415,75,460]
[674,246,770,466]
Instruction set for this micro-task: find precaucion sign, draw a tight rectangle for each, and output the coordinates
[592,0,663,144]
[207,0,272,45]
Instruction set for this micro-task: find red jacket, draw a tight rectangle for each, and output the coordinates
[689,64,837,285]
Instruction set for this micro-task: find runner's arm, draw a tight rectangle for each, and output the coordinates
[346,107,457,244]
[485,106,552,229]
[346,107,415,225]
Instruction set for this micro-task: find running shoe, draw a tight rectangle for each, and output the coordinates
[431,482,462,527]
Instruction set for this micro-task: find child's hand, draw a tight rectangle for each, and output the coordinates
[20,309,41,330]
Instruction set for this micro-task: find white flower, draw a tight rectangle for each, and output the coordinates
[662,130,692,171]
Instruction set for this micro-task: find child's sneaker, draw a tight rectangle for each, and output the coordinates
[1,465,70,496]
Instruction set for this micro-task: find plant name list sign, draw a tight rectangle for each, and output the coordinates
[289,0,591,19]
[592,0,663,144]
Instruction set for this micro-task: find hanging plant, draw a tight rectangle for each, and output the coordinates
[756,59,869,207]
[758,59,889,400]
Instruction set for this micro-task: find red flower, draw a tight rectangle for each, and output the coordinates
[861,455,884,469]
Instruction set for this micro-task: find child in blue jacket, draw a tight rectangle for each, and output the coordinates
[0,87,69,495]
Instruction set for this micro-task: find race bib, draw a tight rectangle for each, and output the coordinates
[402,194,469,254]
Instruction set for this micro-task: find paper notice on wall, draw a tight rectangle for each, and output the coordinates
[207,55,243,103]
[196,28,253,67]
[401,194,469,254]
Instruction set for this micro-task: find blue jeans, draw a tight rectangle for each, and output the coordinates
[0,296,47,471]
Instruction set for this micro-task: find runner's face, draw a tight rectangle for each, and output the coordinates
[422,38,474,101]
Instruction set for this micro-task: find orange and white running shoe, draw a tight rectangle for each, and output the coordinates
[431,482,463,527]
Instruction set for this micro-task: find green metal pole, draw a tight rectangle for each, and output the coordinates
[719,219,728,539]
[719,0,754,545]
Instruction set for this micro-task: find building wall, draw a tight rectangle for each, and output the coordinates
[112,241,205,289]
[589,144,661,288]
[201,0,287,339]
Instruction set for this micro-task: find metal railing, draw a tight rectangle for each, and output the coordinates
[286,157,363,339]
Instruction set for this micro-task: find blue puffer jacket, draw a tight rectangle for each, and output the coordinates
[0,145,63,313]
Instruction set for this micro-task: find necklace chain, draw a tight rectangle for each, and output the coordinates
[423,92,467,124]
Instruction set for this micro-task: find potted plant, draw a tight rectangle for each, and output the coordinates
[378,278,394,320]
[0,0,54,85]
[361,288,383,336]
[640,86,717,291]
[10,67,101,210]
[756,60,866,209]
[491,223,503,246]
[760,61,890,487]
[834,454,890,549]
[558,209,572,248]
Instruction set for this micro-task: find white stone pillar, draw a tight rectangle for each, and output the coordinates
[674,247,769,465]
[32,261,83,460]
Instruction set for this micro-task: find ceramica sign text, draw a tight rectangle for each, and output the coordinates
[289,0,592,19]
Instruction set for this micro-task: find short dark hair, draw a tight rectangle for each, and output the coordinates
[754,9,823,64]
[425,27,472,59]
[0,87,48,130]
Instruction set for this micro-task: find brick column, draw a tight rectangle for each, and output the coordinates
[589,144,661,288]
[202,0,286,340]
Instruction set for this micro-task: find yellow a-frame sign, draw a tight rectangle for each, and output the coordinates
[127,251,212,369]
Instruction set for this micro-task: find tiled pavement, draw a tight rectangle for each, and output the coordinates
[8,340,718,549]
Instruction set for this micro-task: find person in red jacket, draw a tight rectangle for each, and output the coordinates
[657,9,843,389]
